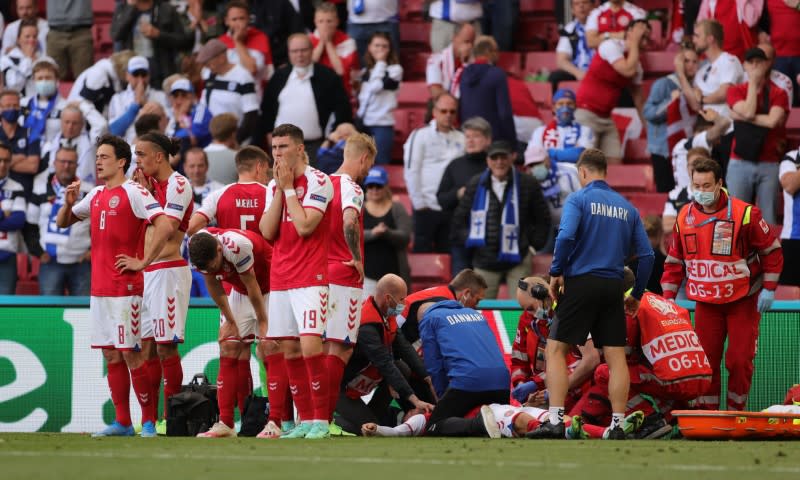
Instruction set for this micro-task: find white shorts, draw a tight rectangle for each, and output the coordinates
[221,290,269,343]
[488,404,549,438]
[267,286,329,339]
[90,295,144,351]
[325,284,363,344]
[142,263,192,344]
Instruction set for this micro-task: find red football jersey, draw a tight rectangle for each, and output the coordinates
[265,166,333,291]
[197,181,268,234]
[151,171,193,232]
[577,39,642,118]
[204,227,270,294]
[72,181,165,296]
[328,173,364,288]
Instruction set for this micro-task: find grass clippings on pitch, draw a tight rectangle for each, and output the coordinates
[1,434,799,480]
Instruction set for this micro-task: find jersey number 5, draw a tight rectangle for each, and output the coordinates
[240,214,255,230]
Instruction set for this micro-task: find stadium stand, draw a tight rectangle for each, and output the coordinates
[408,252,451,291]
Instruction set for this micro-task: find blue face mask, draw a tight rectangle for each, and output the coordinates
[1,109,20,123]
[387,302,405,317]
[555,106,575,126]
[532,165,549,181]
[693,190,717,207]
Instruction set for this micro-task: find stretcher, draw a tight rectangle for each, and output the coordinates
[673,409,800,439]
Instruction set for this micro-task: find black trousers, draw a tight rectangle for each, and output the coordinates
[651,154,675,193]
[426,388,510,437]
[333,383,399,436]
[412,209,451,253]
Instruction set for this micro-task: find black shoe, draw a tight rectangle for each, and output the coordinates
[632,413,672,439]
[525,421,565,439]
[604,426,626,440]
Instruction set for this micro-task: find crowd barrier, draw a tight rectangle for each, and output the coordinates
[1,296,798,432]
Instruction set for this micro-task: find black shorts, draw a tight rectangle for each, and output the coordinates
[549,274,625,348]
[779,239,800,286]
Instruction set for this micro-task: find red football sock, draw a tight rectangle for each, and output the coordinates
[218,356,239,428]
[107,361,131,426]
[525,419,541,434]
[237,359,253,416]
[325,354,346,420]
[284,383,295,422]
[145,356,162,420]
[130,365,155,424]
[265,353,288,424]
[161,355,183,419]
[305,354,329,422]
[285,356,313,422]
[583,423,607,439]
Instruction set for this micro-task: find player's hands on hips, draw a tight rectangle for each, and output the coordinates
[757,289,775,313]
[115,254,146,273]
[342,258,364,282]
[624,295,641,316]
[548,275,563,302]
[64,180,81,206]
[361,423,379,436]
[511,380,538,403]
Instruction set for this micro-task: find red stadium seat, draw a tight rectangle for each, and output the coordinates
[93,0,116,15]
[531,253,553,276]
[409,253,451,291]
[520,0,556,14]
[399,21,432,51]
[515,16,559,51]
[524,52,558,75]
[392,107,427,161]
[392,193,412,215]
[497,52,523,78]
[398,0,426,20]
[557,80,581,94]
[397,81,430,107]
[384,164,406,193]
[15,254,39,296]
[400,51,430,81]
[624,138,650,164]
[624,192,668,217]
[607,164,656,192]
[526,81,553,109]
[775,285,800,300]
[496,283,511,299]
[58,81,74,99]
[642,51,674,78]
[786,108,800,149]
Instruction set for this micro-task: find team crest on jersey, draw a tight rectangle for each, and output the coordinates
[646,295,678,316]
[109,195,120,208]
[17,138,26,149]
[618,15,630,27]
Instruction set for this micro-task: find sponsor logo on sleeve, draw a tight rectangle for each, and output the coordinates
[310,193,326,203]
[236,255,252,268]
[146,203,161,210]
[167,202,185,211]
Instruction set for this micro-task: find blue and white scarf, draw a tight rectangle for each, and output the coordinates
[573,23,593,71]
[466,169,521,263]
[24,95,57,144]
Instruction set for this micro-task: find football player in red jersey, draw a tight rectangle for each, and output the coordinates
[56,134,174,437]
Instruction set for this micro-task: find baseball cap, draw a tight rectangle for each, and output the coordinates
[170,78,194,94]
[524,145,547,166]
[744,47,767,62]
[363,166,388,187]
[487,140,514,157]
[552,88,576,103]
[127,56,149,74]
[196,39,228,64]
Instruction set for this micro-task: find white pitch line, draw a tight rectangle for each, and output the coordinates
[1,450,798,474]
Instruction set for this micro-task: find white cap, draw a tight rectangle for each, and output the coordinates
[127,56,149,73]
[170,78,193,94]
[524,145,547,166]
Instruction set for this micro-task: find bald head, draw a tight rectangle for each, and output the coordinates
[376,274,407,299]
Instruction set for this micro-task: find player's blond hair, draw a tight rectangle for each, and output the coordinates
[344,132,377,161]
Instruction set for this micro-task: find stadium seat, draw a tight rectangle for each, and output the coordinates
[398,0,426,20]
[399,21,432,51]
[624,138,650,164]
[93,0,116,15]
[409,253,451,291]
[647,19,664,50]
[496,283,511,299]
[384,164,406,193]
[526,82,553,109]
[558,80,580,94]
[520,0,556,14]
[607,164,656,192]
[392,107,427,161]
[786,108,800,149]
[531,253,553,276]
[624,192,668,217]
[515,16,559,51]
[58,81,74,99]
[397,81,430,107]
[641,51,674,78]
[497,52,523,78]
[775,285,800,300]
[400,51,430,81]
[524,52,558,75]
[392,192,412,215]
[15,254,39,296]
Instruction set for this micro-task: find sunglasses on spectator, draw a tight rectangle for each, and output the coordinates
[131,70,149,77]
[437,108,457,115]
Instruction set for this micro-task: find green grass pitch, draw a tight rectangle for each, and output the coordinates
[1,434,799,480]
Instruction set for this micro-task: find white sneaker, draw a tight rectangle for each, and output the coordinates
[196,422,237,438]
[480,405,501,439]
[256,420,282,439]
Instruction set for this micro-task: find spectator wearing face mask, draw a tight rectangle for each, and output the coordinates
[525,89,594,165]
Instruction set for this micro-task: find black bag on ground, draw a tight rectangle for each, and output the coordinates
[238,394,270,437]
[166,373,219,436]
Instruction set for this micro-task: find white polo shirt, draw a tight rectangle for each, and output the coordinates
[108,86,170,142]
[275,66,323,141]
[200,64,260,123]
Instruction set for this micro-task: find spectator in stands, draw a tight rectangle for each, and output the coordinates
[185,147,224,212]
[458,36,516,144]
[108,56,169,143]
[429,0,483,53]
[0,142,26,294]
[2,0,48,54]
[643,214,666,295]
[110,0,193,87]
[45,0,93,80]
[311,2,359,98]
[549,0,595,89]
[526,88,594,164]
[253,0,313,68]
[663,145,713,234]
[346,0,400,60]
[452,141,550,298]
[362,166,412,297]
[751,43,793,111]
[438,117,493,275]
[40,104,97,184]
[317,122,358,174]
[480,0,520,52]
[164,77,212,151]
[779,146,800,286]
[726,46,789,225]
[26,146,92,296]
[219,0,274,88]
[68,49,136,114]
[575,19,649,164]
[357,32,403,166]
[0,89,40,196]
[585,0,646,49]
[767,0,800,106]
[204,112,239,185]
[427,23,476,98]
[261,33,352,165]
[696,0,761,60]
[0,19,43,97]
[644,44,700,193]
[523,145,580,253]
[196,39,260,145]
[404,93,465,253]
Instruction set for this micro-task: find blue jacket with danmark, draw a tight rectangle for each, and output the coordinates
[550,180,654,299]
[419,300,510,397]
